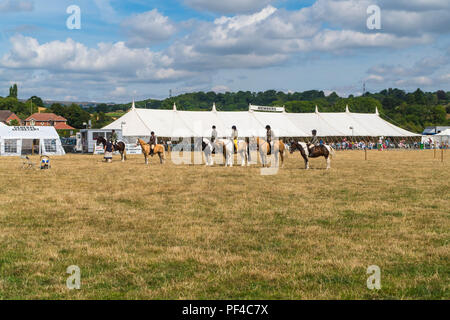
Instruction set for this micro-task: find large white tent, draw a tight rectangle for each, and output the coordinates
[0,125,65,156]
[103,102,420,140]
[435,129,450,146]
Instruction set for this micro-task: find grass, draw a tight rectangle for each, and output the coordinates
[0,150,448,299]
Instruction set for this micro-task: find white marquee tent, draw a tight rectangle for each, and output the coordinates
[0,125,66,156]
[435,129,450,145]
[103,102,420,140]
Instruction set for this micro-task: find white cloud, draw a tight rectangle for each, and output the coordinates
[366,53,450,88]
[0,0,33,13]
[211,85,230,93]
[110,86,127,97]
[94,0,120,23]
[0,35,191,82]
[122,9,177,47]
[184,0,275,14]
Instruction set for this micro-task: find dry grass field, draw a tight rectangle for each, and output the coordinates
[0,150,448,300]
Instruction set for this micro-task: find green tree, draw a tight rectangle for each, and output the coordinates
[8,84,18,98]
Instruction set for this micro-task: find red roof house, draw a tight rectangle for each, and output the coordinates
[0,110,21,125]
[25,113,75,130]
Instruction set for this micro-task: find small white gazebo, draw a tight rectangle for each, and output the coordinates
[0,125,66,156]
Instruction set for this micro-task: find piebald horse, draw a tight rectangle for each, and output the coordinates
[136,138,165,164]
[198,138,214,166]
[96,136,127,162]
[256,137,286,168]
[289,140,335,170]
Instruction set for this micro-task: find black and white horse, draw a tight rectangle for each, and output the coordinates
[289,140,335,169]
[96,136,127,162]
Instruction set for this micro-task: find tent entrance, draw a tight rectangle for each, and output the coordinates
[21,139,40,155]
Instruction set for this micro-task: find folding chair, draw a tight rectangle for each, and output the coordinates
[21,155,35,169]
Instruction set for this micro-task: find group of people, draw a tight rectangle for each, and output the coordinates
[103,125,324,162]
[210,125,319,154]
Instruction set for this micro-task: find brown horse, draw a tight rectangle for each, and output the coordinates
[289,140,335,170]
[96,136,127,162]
[256,137,285,168]
[136,138,165,164]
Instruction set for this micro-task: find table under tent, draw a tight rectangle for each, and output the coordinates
[0,125,65,156]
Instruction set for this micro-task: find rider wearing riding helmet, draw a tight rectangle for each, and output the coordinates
[309,129,319,153]
[231,125,238,153]
[211,125,218,143]
[148,131,157,156]
[266,125,274,155]
[110,129,118,144]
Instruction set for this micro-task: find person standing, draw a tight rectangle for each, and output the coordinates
[104,139,113,163]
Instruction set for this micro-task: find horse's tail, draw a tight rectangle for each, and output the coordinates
[123,145,127,160]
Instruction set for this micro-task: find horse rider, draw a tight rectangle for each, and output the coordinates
[110,129,118,144]
[148,131,157,156]
[231,125,238,153]
[211,125,218,143]
[309,129,319,154]
[266,125,274,155]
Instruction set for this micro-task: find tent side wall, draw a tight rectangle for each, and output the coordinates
[103,107,421,139]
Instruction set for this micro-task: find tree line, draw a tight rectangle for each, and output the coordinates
[112,88,450,133]
[1,84,449,133]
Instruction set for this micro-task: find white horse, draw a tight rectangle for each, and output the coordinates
[215,139,250,167]
[199,138,214,166]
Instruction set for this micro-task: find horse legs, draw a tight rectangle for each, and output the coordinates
[280,151,284,168]
[326,156,331,170]
[240,150,246,166]
[145,154,148,165]
[304,156,309,170]
[260,152,265,167]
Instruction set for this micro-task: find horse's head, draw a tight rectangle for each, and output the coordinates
[289,140,299,154]
[96,136,105,146]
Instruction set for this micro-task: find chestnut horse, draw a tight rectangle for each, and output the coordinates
[96,136,127,162]
[256,137,285,168]
[136,138,165,164]
[289,140,335,170]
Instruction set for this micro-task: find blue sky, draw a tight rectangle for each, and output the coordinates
[0,0,449,102]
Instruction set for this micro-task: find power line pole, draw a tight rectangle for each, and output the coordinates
[363,82,366,96]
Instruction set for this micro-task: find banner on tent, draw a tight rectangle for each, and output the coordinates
[249,105,285,112]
